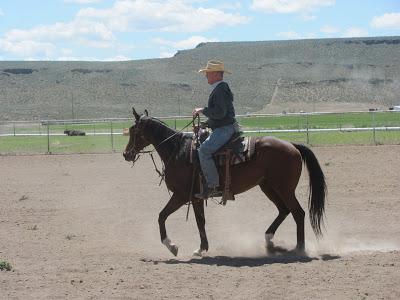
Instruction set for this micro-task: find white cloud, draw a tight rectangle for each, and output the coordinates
[5,20,114,42]
[155,35,218,59]
[371,13,400,29]
[0,0,247,59]
[342,27,368,38]
[159,51,175,58]
[77,0,249,32]
[64,0,101,4]
[153,35,218,58]
[217,2,242,10]
[78,38,115,48]
[277,31,301,39]
[251,0,335,14]
[154,35,218,49]
[320,25,340,34]
[276,31,315,39]
[61,48,73,56]
[301,14,317,21]
[56,56,100,61]
[0,18,115,58]
[103,55,131,61]
[0,39,56,57]
[176,36,218,48]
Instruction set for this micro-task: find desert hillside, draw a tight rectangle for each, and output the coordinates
[1,36,399,120]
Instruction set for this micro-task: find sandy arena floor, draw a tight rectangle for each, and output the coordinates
[1,145,399,299]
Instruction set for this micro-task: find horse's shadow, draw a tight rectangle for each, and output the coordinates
[152,247,340,268]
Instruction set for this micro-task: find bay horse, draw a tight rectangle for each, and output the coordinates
[123,108,327,257]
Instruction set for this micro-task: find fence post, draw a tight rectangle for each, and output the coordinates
[110,121,114,152]
[306,113,309,144]
[372,111,376,145]
[47,122,50,154]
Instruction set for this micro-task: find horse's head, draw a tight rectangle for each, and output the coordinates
[123,107,151,162]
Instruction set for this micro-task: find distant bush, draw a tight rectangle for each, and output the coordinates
[168,83,192,91]
[3,68,37,75]
[369,78,386,85]
[71,69,112,74]
[0,260,12,271]
[121,83,137,87]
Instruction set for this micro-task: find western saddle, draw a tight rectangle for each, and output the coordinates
[190,124,255,205]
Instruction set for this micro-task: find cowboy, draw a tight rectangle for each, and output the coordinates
[192,60,238,199]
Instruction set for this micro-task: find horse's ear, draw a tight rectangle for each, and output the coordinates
[132,107,140,121]
[144,109,149,116]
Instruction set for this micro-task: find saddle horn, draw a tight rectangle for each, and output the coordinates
[144,109,149,116]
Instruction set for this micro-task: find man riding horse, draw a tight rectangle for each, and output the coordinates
[123,62,327,256]
[192,60,239,200]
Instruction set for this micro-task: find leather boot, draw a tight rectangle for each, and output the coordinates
[194,186,222,199]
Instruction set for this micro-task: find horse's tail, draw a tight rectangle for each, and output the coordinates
[293,143,327,238]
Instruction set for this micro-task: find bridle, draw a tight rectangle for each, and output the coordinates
[125,125,152,163]
[125,114,205,220]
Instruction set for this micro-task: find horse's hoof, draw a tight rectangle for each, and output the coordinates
[193,248,203,257]
[265,233,274,249]
[266,241,275,251]
[295,245,306,256]
[162,237,179,256]
[169,244,178,256]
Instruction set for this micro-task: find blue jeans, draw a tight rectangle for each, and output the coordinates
[198,123,237,188]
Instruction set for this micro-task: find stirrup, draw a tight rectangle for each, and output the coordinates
[194,186,222,199]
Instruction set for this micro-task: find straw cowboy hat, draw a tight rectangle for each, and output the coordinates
[198,60,232,74]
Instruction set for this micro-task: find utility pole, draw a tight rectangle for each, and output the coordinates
[178,94,181,117]
[71,91,75,119]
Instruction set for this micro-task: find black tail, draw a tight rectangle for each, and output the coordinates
[293,143,327,238]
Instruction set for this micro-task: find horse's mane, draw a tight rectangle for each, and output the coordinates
[142,117,192,160]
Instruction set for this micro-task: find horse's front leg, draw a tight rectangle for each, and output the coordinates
[192,200,209,257]
[158,193,185,256]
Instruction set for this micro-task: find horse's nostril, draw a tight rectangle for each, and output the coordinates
[123,151,135,162]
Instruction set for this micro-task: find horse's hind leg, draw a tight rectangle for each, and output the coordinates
[292,196,306,251]
[259,182,289,249]
[281,193,305,252]
[260,181,305,252]
[192,200,208,256]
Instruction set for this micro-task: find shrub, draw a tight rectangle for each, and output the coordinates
[0,260,12,271]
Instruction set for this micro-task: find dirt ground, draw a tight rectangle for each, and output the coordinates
[1,145,399,299]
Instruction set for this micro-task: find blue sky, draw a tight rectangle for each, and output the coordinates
[0,0,399,61]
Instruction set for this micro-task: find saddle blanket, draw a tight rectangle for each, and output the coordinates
[189,136,256,166]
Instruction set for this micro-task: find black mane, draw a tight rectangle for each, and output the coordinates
[141,117,192,160]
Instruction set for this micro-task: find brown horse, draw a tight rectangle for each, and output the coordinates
[123,108,327,257]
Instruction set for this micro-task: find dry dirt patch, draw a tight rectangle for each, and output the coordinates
[0,146,399,299]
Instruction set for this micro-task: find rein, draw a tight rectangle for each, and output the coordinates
[128,114,204,222]
[130,116,199,186]
[154,116,197,149]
